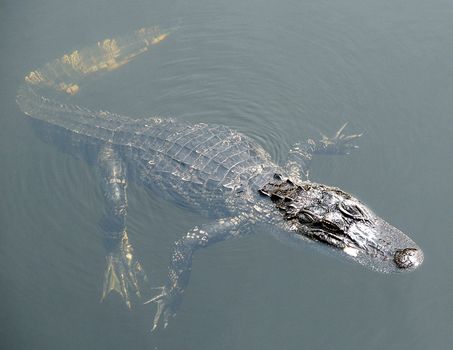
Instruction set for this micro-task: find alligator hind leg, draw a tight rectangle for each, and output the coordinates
[285,123,362,179]
[98,144,148,308]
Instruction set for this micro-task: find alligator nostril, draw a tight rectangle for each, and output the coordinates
[394,248,424,269]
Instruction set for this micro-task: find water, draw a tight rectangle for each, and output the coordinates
[1,0,453,349]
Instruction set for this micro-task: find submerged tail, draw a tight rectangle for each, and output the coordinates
[16,26,174,134]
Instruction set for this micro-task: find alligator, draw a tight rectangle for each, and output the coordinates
[16,26,424,331]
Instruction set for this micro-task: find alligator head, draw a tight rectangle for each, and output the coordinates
[259,175,423,273]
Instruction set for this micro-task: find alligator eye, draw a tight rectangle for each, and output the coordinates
[298,209,317,223]
[338,200,366,219]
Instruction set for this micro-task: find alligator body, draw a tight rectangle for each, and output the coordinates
[16,26,423,330]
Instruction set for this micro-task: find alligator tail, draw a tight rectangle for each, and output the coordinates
[16,26,175,133]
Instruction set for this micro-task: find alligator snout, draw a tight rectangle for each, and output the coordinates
[393,248,424,270]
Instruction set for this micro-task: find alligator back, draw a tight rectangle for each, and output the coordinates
[119,117,274,210]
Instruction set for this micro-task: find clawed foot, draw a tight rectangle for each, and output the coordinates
[101,232,149,308]
[318,122,362,155]
[144,286,182,331]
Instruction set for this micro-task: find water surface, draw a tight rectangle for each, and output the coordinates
[1,0,453,349]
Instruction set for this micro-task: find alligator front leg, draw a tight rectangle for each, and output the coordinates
[98,144,148,308]
[146,214,250,331]
[285,123,362,179]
